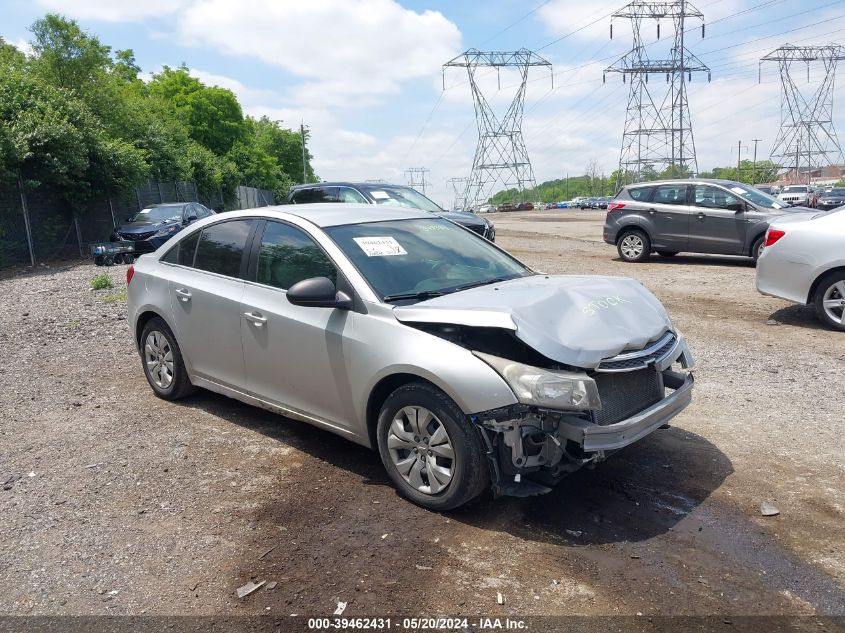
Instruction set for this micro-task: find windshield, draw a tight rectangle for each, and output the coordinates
[360,185,443,213]
[822,188,845,197]
[782,186,807,193]
[325,218,531,303]
[129,206,183,222]
[722,183,786,209]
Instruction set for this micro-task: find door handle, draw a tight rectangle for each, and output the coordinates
[244,311,267,327]
[174,288,192,302]
[647,208,656,215]
[697,212,706,219]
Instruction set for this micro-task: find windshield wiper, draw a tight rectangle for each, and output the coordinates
[450,276,517,293]
[382,289,447,303]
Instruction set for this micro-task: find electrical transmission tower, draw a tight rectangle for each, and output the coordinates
[405,167,430,195]
[760,44,845,184]
[605,0,710,185]
[447,177,470,210]
[443,49,552,208]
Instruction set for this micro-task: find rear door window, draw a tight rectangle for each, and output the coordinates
[291,187,339,204]
[194,220,255,278]
[337,187,368,203]
[653,185,688,205]
[627,186,654,201]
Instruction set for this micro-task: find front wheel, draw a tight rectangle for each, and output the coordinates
[617,230,651,262]
[751,235,765,262]
[814,272,845,331]
[376,382,489,511]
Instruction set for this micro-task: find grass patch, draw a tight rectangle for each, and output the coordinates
[103,289,128,304]
[90,272,113,290]
[65,319,81,330]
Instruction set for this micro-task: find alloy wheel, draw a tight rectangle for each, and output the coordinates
[620,234,644,259]
[144,330,174,389]
[386,406,455,495]
[822,280,845,325]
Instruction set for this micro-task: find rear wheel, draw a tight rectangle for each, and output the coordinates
[657,250,678,257]
[617,229,651,262]
[140,317,197,400]
[94,255,104,266]
[751,235,765,262]
[113,253,124,265]
[103,254,114,266]
[376,382,489,510]
[123,253,134,265]
[813,272,845,331]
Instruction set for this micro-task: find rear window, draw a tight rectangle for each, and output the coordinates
[194,220,255,278]
[627,186,654,201]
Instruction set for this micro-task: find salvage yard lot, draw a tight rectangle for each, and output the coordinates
[1,209,843,616]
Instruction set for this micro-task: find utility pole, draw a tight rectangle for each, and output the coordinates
[761,45,845,185]
[751,138,762,184]
[300,121,308,184]
[605,1,710,183]
[443,49,552,208]
[406,168,430,196]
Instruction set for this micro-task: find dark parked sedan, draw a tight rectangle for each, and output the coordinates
[111,202,214,253]
[816,188,845,211]
[286,182,495,241]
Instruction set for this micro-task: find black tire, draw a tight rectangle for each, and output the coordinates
[139,317,197,400]
[751,235,765,262]
[376,382,489,511]
[813,271,845,332]
[123,253,134,265]
[113,253,124,265]
[94,255,104,266]
[657,250,678,257]
[103,254,114,266]
[616,229,651,262]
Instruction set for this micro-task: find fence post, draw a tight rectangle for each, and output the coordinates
[156,180,164,203]
[174,182,181,202]
[108,197,117,228]
[135,187,142,211]
[73,215,84,258]
[17,170,36,266]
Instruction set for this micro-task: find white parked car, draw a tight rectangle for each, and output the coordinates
[777,185,813,207]
[756,208,845,330]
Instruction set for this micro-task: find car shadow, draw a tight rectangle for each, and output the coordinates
[616,254,756,268]
[179,390,732,547]
[768,303,826,331]
[450,426,733,546]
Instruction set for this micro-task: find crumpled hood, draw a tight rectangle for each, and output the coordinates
[394,275,673,369]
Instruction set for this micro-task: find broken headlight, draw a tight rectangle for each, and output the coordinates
[473,352,601,411]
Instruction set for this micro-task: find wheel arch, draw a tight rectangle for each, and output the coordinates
[365,373,447,450]
[749,230,767,257]
[134,309,174,352]
[807,265,845,304]
[615,222,652,245]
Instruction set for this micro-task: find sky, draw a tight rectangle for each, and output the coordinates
[3,0,845,207]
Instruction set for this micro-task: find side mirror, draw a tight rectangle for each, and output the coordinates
[726,202,745,212]
[183,215,198,225]
[287,277,352,310]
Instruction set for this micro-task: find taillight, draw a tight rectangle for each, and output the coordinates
[126,265,135,285]
[764,228,785,248]
[607,202,625,212]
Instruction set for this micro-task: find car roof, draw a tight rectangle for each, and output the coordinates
[229,203,433,228]
[288,182,407,191]
[624,178,753,188]
[146,202,189,208]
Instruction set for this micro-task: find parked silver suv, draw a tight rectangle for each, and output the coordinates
[127,205,694,510]
[604,179,806,263]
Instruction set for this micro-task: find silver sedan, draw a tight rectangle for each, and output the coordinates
[127,205,694,510]
[756,207,845,330]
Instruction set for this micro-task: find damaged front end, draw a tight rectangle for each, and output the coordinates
[469,330,695,498]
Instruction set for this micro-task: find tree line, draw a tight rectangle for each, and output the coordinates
[0,14,315,212]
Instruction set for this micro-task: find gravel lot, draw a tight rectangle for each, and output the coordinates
[1,210,843,618]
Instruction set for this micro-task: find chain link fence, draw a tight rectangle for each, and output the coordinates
[0,180,276,269]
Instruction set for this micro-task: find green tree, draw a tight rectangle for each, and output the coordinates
[29,14,111,94]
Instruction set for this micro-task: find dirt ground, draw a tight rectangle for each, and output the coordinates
[1,210,843,620]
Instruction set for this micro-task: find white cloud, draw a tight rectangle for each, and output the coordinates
[177,0,462,105]
[33,0,188,22]
[11,38,34,57]
[188,68,278,105]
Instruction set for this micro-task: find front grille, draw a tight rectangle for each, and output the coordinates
[119,231,156,241]
[598,332,677,372]
[467,224,486,236]
[592,368,663,426]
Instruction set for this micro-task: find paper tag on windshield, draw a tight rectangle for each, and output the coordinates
[370,191,390,200]
[353,236,407,257]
